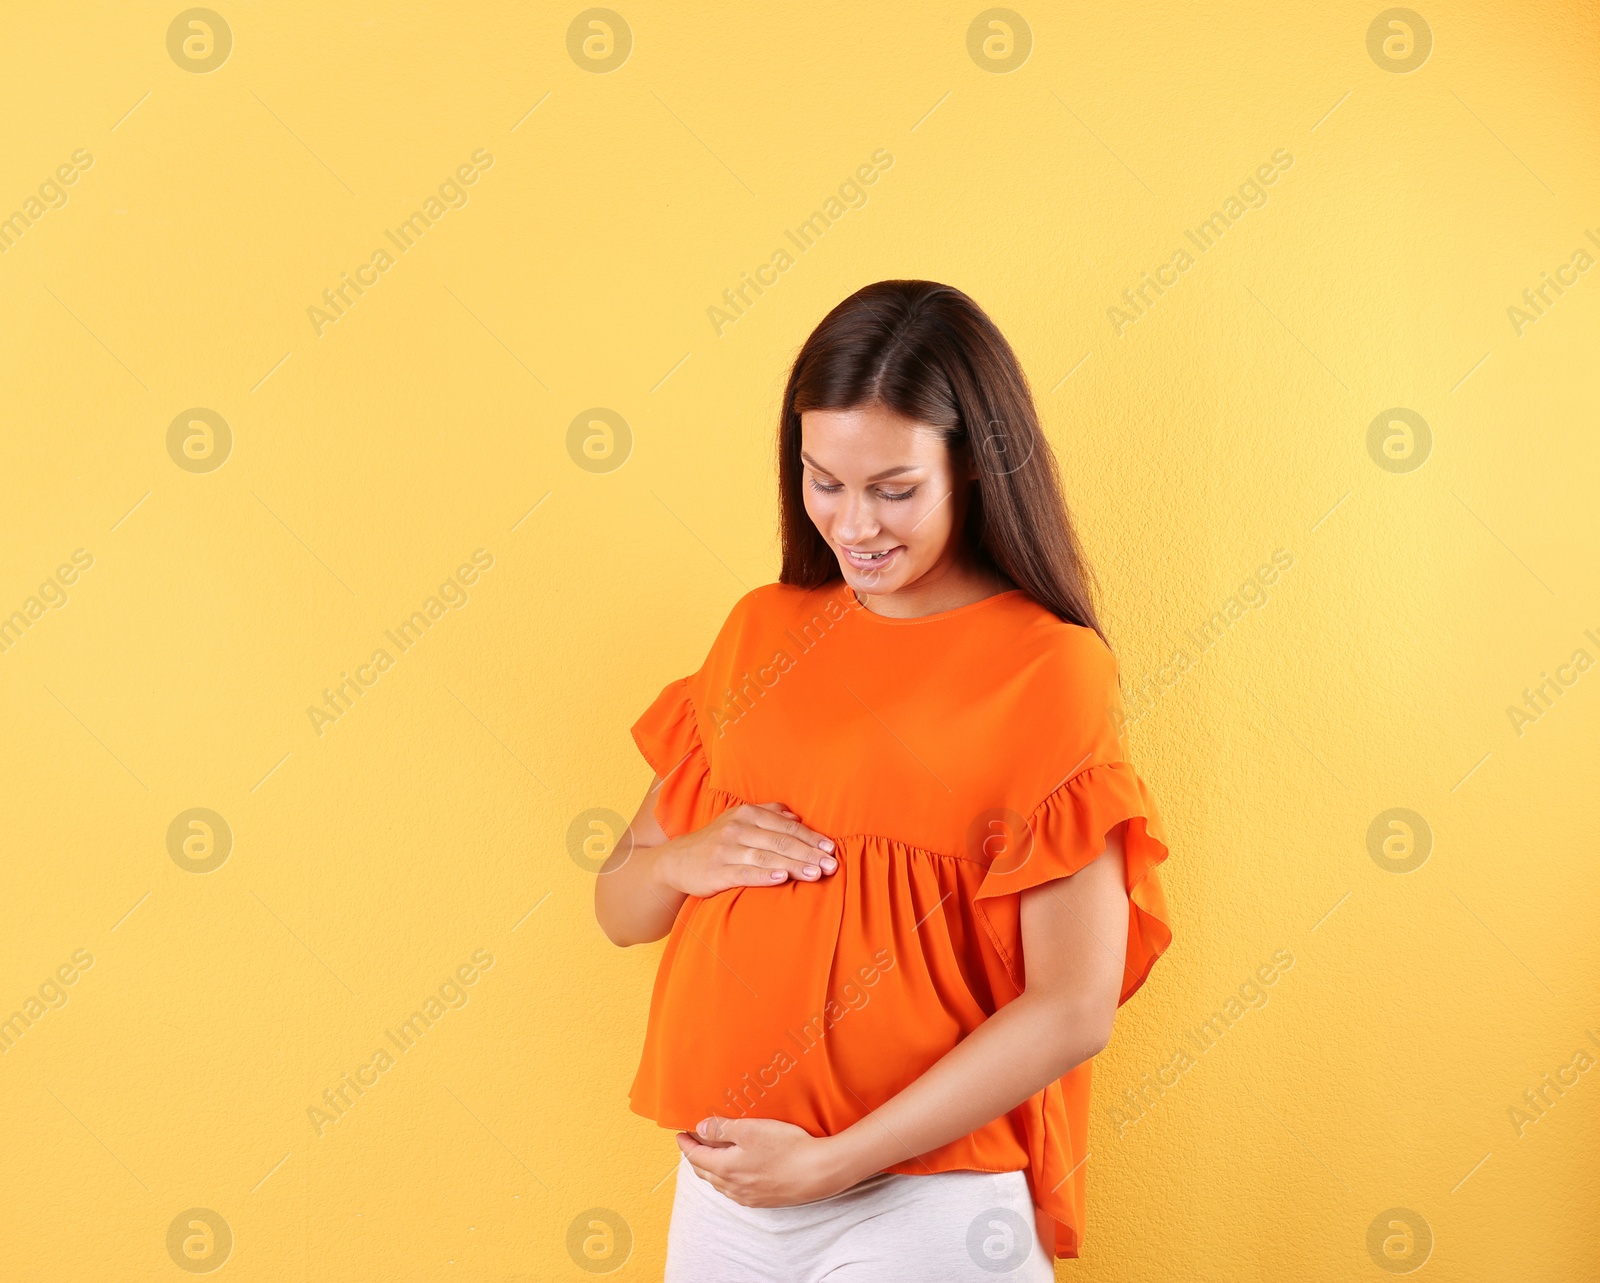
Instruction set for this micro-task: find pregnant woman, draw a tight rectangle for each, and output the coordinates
[595,280,1173,1281]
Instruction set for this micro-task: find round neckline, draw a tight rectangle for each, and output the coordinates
[847,585,1024,624]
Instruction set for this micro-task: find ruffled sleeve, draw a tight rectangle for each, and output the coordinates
[629,676,722,839]
[971,760,1173,1004]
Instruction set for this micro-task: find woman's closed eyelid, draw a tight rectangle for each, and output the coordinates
[806,478,918,500]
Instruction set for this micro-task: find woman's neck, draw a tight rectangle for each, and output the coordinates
[852,555,1014,619]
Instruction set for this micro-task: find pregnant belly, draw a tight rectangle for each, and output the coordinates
[630,846,995,1138]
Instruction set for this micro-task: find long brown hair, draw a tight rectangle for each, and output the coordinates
[777,279,1108,646]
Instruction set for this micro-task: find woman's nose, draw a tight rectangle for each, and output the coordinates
[834,491,876,542]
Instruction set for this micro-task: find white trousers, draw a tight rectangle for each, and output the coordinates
[665,1152,1055,1282]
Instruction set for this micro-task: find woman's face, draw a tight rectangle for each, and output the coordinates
[799,402,971,596]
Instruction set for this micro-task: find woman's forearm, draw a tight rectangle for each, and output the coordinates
[825,989,1109,1187]
[594,837,686,946]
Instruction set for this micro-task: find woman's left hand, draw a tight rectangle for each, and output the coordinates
[676,1116,861,1207]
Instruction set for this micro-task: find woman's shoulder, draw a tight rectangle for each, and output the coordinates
[734,579,839,611]
[721,580,856,631]
[994,591,1117,684]
[694,581,854,663]
[980,599,1128,778]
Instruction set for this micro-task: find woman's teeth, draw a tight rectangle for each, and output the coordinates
[845,545,899,570]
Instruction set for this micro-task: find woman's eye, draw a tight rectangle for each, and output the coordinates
[806,479,915,500]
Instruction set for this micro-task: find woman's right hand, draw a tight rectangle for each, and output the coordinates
[658,802,837,898]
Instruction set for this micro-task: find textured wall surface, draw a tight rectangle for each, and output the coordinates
[2,2,1596,1279]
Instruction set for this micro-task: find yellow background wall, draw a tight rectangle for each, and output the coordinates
[2,2,1596,1278]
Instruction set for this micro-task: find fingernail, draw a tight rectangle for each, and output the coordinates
[803,865,819,878]
[820,857,837,873]
[771,870,786,881]
[819,839,835,853]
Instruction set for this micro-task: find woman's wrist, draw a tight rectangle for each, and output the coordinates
[820,1120,893,1193]
[647,837,684,898]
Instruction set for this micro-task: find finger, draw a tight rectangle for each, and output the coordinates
[728,858,796,886]
[693,1162,739,1204]
[732,822,836,871]
[695,1115,734,1144]
[702,1116,751,1145]
[688,1171,736,1203]
[717,828,827,882]
[732,845,832,883]
[741,808,836,875]
[749,804,836,855]
[683,1125,738,1161]
[754,810,836,856]
[681,1150,727,1194]
[683,1141,739,1182]
[743,830,836,878]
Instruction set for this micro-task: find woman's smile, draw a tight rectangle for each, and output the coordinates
[842,544,903,572]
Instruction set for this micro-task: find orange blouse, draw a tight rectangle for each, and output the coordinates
[627,580,1173,1260]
